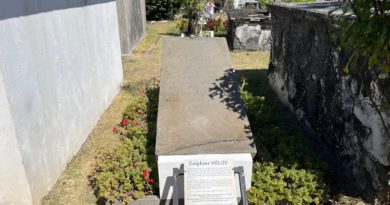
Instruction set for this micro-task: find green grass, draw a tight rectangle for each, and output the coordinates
[231,51,270,69]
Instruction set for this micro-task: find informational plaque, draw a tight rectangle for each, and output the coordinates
[184,159,237,205]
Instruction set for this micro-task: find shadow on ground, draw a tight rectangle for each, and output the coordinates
[235,69,309,165]
[158,32,180,36]
[209,68,248,120]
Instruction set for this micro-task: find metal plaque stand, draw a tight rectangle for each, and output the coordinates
[172,166,248,205]
[234,166,248,205]
[173,168,184,205]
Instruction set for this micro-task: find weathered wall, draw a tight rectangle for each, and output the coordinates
[116,0,146,56]
[0,0,123,204]
[268,2,390,201]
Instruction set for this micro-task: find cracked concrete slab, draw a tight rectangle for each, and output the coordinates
[155,37,256,157]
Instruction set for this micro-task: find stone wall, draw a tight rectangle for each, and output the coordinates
[0,0,123,204]
[268,2,390,201]
[116,0,146,56]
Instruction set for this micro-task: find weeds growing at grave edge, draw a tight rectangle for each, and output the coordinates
[89,80,159,205]
[238,70,328,205]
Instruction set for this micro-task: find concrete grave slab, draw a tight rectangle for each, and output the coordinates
[156,37,256,156]
[156,37,256,201]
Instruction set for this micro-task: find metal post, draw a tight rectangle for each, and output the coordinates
[173,168,184,205]
[234,166,248,205]
[173,168,179,205]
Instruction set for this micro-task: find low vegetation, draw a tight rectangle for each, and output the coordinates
[89,82,160,205]
[239,72,328,204]
[204,17,228,36]
[90,58,330,205]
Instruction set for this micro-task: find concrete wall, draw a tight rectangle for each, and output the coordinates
[0,70,33,205]
[0,0,123,204]
[268,2,390,201]
[116,0,146,56]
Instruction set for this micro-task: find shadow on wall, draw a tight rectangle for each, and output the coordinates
[0,0,114,21]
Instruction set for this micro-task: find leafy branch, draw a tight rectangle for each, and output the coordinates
[335,0,390,74]
[333,0,390,138]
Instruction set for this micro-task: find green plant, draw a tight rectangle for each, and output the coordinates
[204,18,227,32]
[332,0,390,138]
[257,0,272,9]
[179,0,207,12]
[90,138,154,204]
[176,19,189,30]
[249,162,326,205]
[239,74,328,205]
[334,0,390,73]
[146,0,181,20]
[178,0,207,34]
[90,83,160,204]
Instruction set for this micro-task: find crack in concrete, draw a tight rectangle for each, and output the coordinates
[164,138,252,155]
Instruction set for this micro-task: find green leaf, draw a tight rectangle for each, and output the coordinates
[343,66,350,74]
[369,54,379,67]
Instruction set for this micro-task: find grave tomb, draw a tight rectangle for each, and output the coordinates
[227,9,271,51]
[156,37,257,204]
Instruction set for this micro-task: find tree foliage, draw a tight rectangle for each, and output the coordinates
[146,0,181,20]
[179,0,207,12]
[335,0,390,73]
[333,0,390,138]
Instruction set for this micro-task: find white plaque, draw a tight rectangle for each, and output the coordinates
[184,159,237,205]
